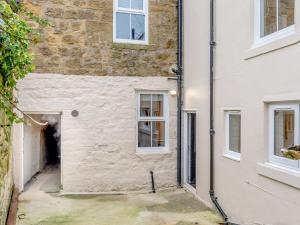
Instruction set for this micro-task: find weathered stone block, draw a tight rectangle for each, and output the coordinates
[45,8,64,18]
[62,35,76,45]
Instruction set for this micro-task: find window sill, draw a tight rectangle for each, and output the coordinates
[257,162,300,189]
[136,149,171,155]
[245,29,300,59]
[223,153,241,162]
[112,42,151,50]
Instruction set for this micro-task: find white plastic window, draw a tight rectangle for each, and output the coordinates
[253,0,295,46]
[261,0,294,37]
[225,111,241,159]
[269,104,300,170]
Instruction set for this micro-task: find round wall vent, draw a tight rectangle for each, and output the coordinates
[71,110,79,117]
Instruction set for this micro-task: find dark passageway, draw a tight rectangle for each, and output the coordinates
[44,124,60,166]
[23,114,62,193]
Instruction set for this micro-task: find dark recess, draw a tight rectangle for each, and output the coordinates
[44,124,60,165]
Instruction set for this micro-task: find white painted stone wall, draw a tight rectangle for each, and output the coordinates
[15,73,177,192]
[23,117,42,185]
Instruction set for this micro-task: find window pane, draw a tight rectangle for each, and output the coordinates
[261,0,277,37]
[118,0,130,8]
[229,114,241,153]
[116,13,130,39]
[138,121,151,147]
[131,14,145,41]
[152,94,164,117]
[279,0,294,30]
[131,0,143,10]
[140,94,151,117]
[274,110,295,157]
[152,121,165,147]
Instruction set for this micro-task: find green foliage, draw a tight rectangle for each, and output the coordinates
[0,113,11,188]
[0,0,48,124]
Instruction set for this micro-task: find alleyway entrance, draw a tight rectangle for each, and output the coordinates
[23,114,61,192]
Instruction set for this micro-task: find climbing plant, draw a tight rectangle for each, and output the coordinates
[0,0,47,195]
[0,0,48,124]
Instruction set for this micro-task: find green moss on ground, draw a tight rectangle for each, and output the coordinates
[17,190,222,225]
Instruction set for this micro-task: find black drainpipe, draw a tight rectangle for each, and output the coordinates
[209,1,239,225]
[209,0,228,221]
[176,0,183,187]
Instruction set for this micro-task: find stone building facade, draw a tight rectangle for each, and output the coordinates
[13,0,178,193]
[26,0,177,77]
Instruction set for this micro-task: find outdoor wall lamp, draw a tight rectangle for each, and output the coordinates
[170,90,177,96]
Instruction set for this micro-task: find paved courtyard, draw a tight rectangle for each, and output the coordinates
[17,172,222,225]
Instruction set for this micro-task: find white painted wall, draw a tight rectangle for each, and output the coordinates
[23,116,43,185]
[14,74,177,193]
[184,1,300,225]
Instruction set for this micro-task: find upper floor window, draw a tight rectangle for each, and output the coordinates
[113,0,148,44]
[137,92,169,153]
[261,0,295,37]
[269,104,300,170]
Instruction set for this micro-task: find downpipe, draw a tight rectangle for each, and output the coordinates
[175,0,183,187]
[209,0,240,224]
[150,171,156,193]
[209,190,228,222]
[209,0,228,222]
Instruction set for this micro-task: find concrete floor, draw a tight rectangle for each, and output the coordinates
[17,171,222,225]
[23,166,61,194]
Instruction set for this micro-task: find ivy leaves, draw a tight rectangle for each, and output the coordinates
[0,0,47,123]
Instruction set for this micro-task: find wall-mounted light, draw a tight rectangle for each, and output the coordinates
[170,90,177,96]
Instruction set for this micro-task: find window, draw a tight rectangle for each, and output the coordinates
[137,92,168,152]
[260,0,294,37]
[225,111,241,159]
[113,0,148,44]
[269,104,300,169]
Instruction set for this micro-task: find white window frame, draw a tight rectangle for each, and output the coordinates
[225,111,241,160]
[113,0,149,45]
[269,104,300,170]
[136,92,169,153]
[254,0,296,46]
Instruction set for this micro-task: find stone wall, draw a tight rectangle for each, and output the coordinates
[25,0,177,77]
[0,114,13,225]
[16,73,177,192]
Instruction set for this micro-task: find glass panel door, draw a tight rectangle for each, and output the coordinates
[186,113,196,188]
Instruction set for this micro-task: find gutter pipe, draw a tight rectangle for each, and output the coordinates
[209,0,228,221]
[209,1,240,225]
[173,0,240,224]
[176,0,183,187]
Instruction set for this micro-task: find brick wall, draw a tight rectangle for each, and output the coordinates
[26,0,177,76]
